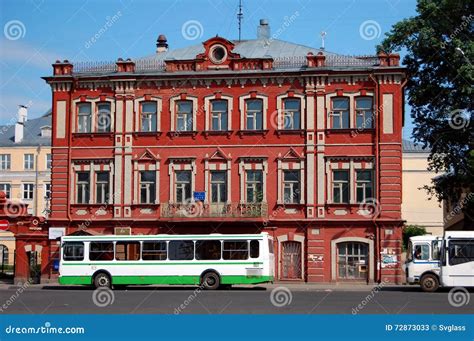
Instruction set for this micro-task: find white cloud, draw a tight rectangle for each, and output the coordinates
[0,39,63,69]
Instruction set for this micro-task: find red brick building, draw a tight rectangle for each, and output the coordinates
[43,21,406,283]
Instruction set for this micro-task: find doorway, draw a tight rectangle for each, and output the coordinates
[281,241,302,280]
[337,242,369,281]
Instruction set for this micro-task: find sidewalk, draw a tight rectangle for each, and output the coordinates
[0,280,407,291]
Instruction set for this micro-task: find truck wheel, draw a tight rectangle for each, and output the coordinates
[420,274,439,292]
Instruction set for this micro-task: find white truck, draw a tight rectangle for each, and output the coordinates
[439,231,474,289]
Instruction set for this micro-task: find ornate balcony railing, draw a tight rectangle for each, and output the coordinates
[161,202,268,218]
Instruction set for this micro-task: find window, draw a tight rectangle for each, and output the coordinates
[223,240,248,260]
[176,101,193,131]
[46,154,52,169]
[63,242,84,261]
[97,103,111,132]
[432,240,441,260]
[22,183,34,200]
[449,240,474,265]
[356,170,373,203]
[0,154,10,170]
[356,97,373,129]
[140,171,156,204]
[282,99,301,129]
[77,103,92,133]
[268,239,274,254]
[414,244,430,261]
[76,172,90,204]
[195,240,221,260]
[0,184,11,198]
[333,170,349,203]
[141,102,157,132]
[168,240,194,260]
[44,183,51,199]
[246,170,263,203]
[210,171,227,203]
[330,98,349,129]
[283,170,300,204]
[175,170,192,203]
[211,100,228,131]
[0,245,8,264]
[89,242,114,261]
[245,99,263,130]
[250,240,259,258]
[115,242,140,261]
[142,241,167,260]
[24,154,34,170]
[96,172,110,204]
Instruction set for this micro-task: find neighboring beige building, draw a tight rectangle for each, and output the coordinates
[402,139,444,236]
[0,107,51,217]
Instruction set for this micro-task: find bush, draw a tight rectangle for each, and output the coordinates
[402,225,427,251]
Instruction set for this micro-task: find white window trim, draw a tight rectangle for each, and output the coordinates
[204,94,233,131]
[204,159,232,204]
[325,92,374,129]
[71,97,116,133]
[276,93,306,130]
[277,161,305,205]
[44,183,51,200]
[134,96,162,132]
[239,94,268,130]
[133,162,160,205]
[238,160,268,203]
[22,183,34,201]
[168,159,196,203]
[170,95,198,132]
[45,154,52,170]
[24,154,34,170]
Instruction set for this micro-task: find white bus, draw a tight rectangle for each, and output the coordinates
[59,233,274,290]
[439,231,474,289]
[404,235,442,292]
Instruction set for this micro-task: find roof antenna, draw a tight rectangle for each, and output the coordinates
[320,31,327,50]
[237,0,243,41]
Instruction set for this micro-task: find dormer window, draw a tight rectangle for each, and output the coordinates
[40,126,52,137]
[209,44,227,64]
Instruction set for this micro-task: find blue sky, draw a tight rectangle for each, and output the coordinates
[0,0,417,138]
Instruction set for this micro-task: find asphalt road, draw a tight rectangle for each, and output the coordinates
[0,286,472,314]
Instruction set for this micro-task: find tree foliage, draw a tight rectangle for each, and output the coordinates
[402,225,427,251]
[379,0,473,225]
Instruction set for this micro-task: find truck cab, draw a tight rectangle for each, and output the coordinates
[405,235,442,292]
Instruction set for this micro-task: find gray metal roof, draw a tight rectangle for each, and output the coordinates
[139,39,340,61]
[402,139,430,153]
[0,112,52,147]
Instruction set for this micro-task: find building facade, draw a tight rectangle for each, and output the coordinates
[43,21,406,283]
[401,140,443,236]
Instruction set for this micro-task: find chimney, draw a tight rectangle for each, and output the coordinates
[156,34,168,53]
[257,19,270,40]
[14,105,27,143]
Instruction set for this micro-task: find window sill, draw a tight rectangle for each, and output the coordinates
[72,132,114,139]
[275,129,305,137]
[132,131,163,138]
[203,130,233,137]
[237,129,269,136]
[326,128,375,135]
[167,131,199,138]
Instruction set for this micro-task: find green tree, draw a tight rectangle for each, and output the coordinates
[402,225,427,251]
[379,0,473,226]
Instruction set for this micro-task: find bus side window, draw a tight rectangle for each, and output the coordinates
[250,240,259,258]
[449,240,474,266]
[89,242,114,261]
[168,241,194,260]
[116,242,140,261]
[431,241,441,260]
[223,241,248,260]
[195,240,221,260]
[414,244,429,261]
[142,241,167,260]
[63,242,84,261]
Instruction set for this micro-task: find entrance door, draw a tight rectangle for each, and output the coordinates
[337,242,368,281]
[27,251,40,284]
[281,241,302,280]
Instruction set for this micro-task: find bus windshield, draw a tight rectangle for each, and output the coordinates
[407,241,413,262]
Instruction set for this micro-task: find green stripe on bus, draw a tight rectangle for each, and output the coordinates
[62,261,264,266]
[58,275,273,286]
[63,236,264,240]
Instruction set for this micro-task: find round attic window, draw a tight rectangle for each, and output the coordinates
[209,44,227,64]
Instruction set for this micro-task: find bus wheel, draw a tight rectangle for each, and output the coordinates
[201,271,220,290]
[94,272,111,289]
[420,274,439,292]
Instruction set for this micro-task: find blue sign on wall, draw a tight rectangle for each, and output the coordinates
[193,191,205,201]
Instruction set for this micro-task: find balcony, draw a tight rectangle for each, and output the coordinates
[160,202,268,219]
